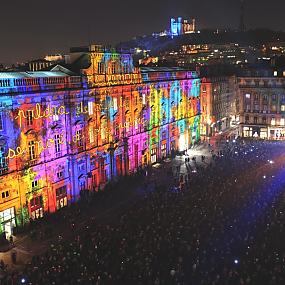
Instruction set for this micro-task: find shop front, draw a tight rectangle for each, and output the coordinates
[0,207,16,239]
[243,126,267,139]
[56,186,68,210]
[268,127,285,140]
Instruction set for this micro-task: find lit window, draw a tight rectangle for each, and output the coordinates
[88,102,93,115]
[245,93,251,99]
[142,94,146,104]
[113,98,118,111]
[76,129,83,147]
[281,118,285,126]
[274,71,278,77]
[271,117,276,126]
[89,128,94,143]
[281,105,285,112]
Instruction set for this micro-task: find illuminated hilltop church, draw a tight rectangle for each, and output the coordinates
[170,17,196,36]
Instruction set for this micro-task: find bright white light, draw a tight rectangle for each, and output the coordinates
[269,160,274,164]
[179,134,186,152]
[234,259,239,264]
[235,151,238,154]
[21,278,26,284]
[263,175,266,179]
[233,140,236,143]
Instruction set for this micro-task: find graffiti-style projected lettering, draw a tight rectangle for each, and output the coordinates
[7,147,25,159]
[15,103,69,128]
[76,102,89,116]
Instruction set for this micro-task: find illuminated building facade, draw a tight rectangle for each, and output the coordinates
[200,76,236,138]
[236,72,285,139]
[0,45,201,237]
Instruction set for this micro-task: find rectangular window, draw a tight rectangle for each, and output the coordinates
[26,110,33,126]
[89,128,94,143]
[1,191,9,199]
[245,93,251,99]
[123,62,129,73]
[0,146,7,173]
[98,62,105,74]
[88,102,93,115]
[142,94,146,105]
[271,117,276,126]
[113,98,118,111]
[30,196,43,219]
[272,94,277,101]
[281,118,285,126]
[53,114,59,122]
[31,180,39,189]
[56,186,67,209]
[76,130,83,147]
[281,105,285,112]
[0,112,4,131]
[54,134,61,154]
[28,141,36,160]
[57,169,64,179]
[111,62,116,74]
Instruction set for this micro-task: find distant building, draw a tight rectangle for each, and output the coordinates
[200,76,236,138]
[236,69,285,139]
[26,54,64,71]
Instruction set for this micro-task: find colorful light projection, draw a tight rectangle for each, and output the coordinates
[0,54,201,235]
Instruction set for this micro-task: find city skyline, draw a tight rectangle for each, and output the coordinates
[0,0,284,64]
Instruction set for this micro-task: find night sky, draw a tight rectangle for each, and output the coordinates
[0,0,284,64]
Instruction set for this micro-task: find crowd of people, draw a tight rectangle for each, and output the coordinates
[1,138,285,284]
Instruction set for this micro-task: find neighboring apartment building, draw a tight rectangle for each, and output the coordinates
[0,44,201,238]
[200,76,236,138]
[236,71,285,139]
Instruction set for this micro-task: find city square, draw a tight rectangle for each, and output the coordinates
[0,0,285,284]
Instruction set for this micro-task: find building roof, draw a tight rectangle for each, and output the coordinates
[0,71,70,80]
[140,66,193,72]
